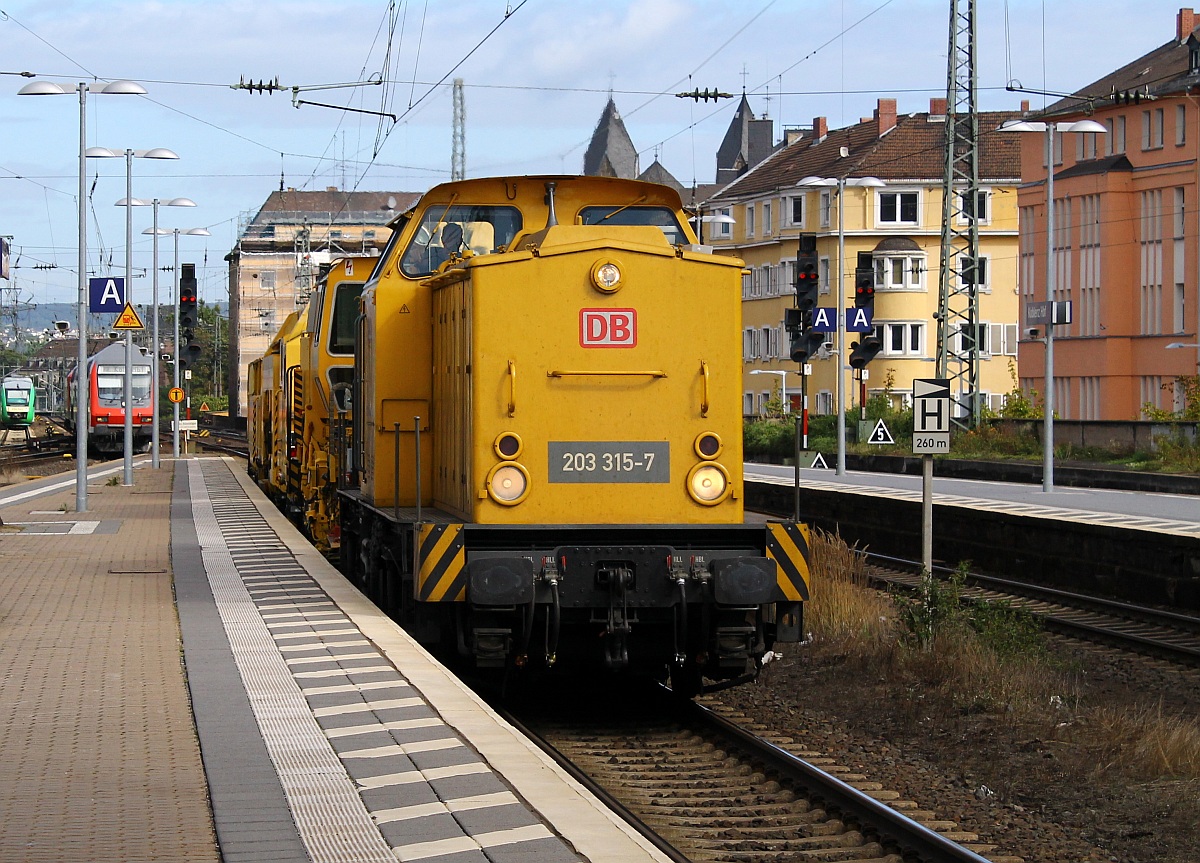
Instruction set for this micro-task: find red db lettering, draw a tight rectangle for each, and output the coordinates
[580,309,637,347]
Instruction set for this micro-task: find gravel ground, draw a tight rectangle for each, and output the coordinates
[707,637,1200,863]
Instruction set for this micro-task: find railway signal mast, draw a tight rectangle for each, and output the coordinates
[935,0,982,429]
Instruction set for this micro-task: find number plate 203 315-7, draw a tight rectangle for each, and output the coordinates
[548,441,670,483]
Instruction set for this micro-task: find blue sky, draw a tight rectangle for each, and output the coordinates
[0,0,1184,306]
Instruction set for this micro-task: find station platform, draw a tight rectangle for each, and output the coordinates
[0,456,668,863]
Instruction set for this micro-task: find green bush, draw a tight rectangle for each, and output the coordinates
[744,418,796,460]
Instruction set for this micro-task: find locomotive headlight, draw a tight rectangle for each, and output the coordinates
[486,461,529,505]
[590,259,623,293]
[686,462,731,505]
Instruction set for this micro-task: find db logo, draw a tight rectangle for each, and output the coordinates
[580,308,637,347]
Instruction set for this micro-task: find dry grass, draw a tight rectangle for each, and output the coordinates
[804,529,1200,779]
[1078,704,1200,779]
[805,527,896,649]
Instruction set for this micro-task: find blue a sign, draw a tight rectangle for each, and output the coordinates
[810,307,836,332]
[845,307,873,332]
[89,277,126,313]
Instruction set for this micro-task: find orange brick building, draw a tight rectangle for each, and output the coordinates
[1014,7,1200,419]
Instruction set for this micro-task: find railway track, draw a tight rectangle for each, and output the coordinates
[500,683,1002,863]
[0,445,76,477]
[869,557,1200,666]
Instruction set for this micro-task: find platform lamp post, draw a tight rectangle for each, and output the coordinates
[127,197,196,468]
[999,118,1106,492]
[794,175,886,476]
[145,227,210,457]
[17,78,148,513]
[87,146,180,486]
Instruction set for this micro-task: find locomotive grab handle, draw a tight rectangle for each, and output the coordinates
[546,370,667,377]
[507,360,516,417]
[700,360,710,417]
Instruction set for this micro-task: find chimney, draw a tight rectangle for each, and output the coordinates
[1178,7,1195,41]
[1021,99,1030,113]
[812,116,828,141]
[874,98,898,137]
[928,97,947,117]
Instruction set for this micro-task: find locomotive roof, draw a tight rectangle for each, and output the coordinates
[87,341,150,366]
[401,174,685,216]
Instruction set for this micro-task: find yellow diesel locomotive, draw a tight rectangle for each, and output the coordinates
[334,174,810,692]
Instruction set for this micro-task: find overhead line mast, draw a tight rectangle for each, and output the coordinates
[452,78,466,182]
[935,0,981,429]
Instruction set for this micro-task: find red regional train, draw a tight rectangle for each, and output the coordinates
[64,341,155,455]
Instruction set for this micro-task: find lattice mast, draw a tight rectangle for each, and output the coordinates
[294,222,313,309]
[451,78,466,182]
[935,0,982,428]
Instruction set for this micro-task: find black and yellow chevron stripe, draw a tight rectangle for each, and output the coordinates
[417,523,467,601]
[766,522,811,601]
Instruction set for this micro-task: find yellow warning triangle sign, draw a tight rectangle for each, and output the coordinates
[199,402,211,411]
[113,302,145,330]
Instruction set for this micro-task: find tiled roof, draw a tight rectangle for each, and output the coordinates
[1045,30,1200,116]
[704,110,1023,204]
[250,189,420,225]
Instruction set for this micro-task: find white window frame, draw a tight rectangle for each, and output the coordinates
[819,257,831,295]
[952,322,990,359]
[762,201,773,236]
[877,190,920,226]
[715,207,732,238]
[960,254,990,293]
[956,189,992,225]
[874,253,926,292]
[1178,104,1188,146]
[872,321,925,358]
[819,190,831,227]
[745,203,756,237]
[988,323,1019,357]
[788,196,805,227]
[743,392,755,416]
[815,389,833,415]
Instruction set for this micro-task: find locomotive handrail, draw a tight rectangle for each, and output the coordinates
[700,360,710,418]
[507,360,516,417]
[546,370,667,377]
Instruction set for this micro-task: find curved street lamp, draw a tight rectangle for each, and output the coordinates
[998,118,1106,492]
[17,78,147,512]
[89,146,180,486]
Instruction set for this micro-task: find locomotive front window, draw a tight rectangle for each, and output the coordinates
[6,392,29,405]
[329,282,363,355]
[399,205,522,277]
[132,371,152,402]
[96,366,152,404]
[97,374,123,404]
[579,206,688,245]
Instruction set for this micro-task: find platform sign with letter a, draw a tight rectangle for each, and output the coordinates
[89,276,126,313]
[912,378,951,454]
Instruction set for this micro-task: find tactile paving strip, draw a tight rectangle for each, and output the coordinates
[190,460,578,863]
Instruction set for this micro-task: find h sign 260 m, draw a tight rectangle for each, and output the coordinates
[580,308,637,347]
